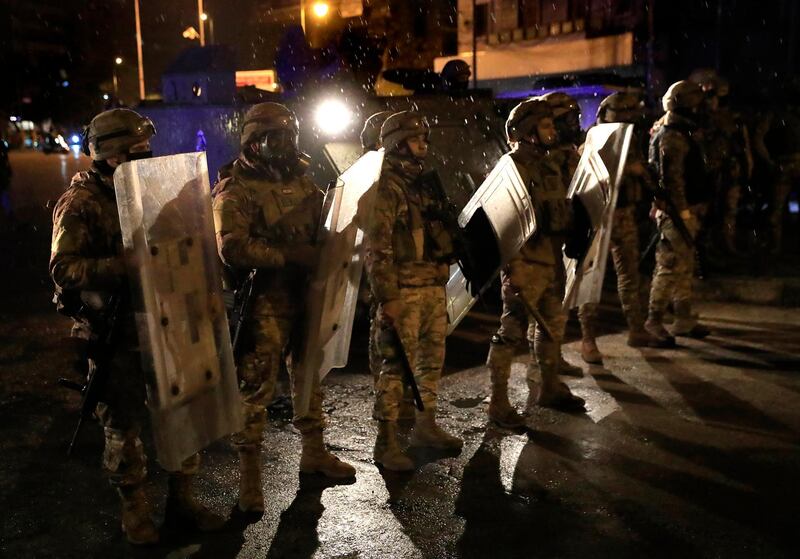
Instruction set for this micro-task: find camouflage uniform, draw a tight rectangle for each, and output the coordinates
[50,167,210,543]
[647,110,710,337]
[212,159,325,443]
[753,107,800,254]
[578,131,655,343]
[486,142,582,408]
[366,153,452,420]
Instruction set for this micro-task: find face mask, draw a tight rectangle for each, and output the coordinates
[127,150,153,161]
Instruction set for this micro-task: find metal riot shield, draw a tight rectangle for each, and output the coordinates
[446,153,533,333]
[293,149,385,417]
[114,152,243,471]
[563,123,633,309]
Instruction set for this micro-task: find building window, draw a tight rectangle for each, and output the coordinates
[474,3,489,37]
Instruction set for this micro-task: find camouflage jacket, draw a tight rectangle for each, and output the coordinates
[648,112,708,211]
[550,142,580,188]
[212,158,323,296]
[510,143,571,267]
[50,168,126,294]
[364,154,453,303]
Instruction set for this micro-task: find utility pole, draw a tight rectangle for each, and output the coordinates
[472,0,478,88]
[198,0,206,46]
[134,0,146,100]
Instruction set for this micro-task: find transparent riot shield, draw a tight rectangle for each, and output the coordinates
[563,123,633,309]
[114,152,243,471]
[293,149,385,417]
[446,153,533,333]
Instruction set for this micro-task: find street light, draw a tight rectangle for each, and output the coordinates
[200,12,215,45]
[113,57,123,99]
[311,1,330,18]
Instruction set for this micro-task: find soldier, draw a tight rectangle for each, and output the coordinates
[360,111,394,383]
[364,110,463,471]
[212,102,355,513]
[646,81,711,344]
[50,109,224,545]
[690,70,753,256]
[575,92,665,363]
[752,85,800,256]
[440,59,471,93]
[485,99,586,430]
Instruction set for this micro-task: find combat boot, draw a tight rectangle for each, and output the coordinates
[410,410,463,450]
[671,300,710,338]
[627,327,662,348]
[299,429,356,479]
[580,336,603,364]
[373,421,414,471]
[237,446,264,513]
[117,485,159,545]
[644,313,676,348]
[537,379,586,412]
[487,364,525,429]
[164,472,226,532]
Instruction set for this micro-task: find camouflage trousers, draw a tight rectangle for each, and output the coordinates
[93,344,199,488]
[648,205,702,317]
[373,286,446,421]
[232,296,324,449]
[579,206,645,336]
[486,259,566,384]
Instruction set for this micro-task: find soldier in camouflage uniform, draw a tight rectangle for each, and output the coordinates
[690,70,753,256]
[364,110,463,471]
[752,90,800,256]
[646,81,712,344]
[212,103,355,513]
[485,99,586,430]
[531,92,585,372]
[50,109,223,545]
[575,92,665,363]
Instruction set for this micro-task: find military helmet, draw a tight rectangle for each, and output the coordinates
[441,59,471,89]
[539,91,580,119]
[505,99,553,144]
[662,80,705,112]
[380,111,430,153]
[597,91,645,124]
[82,108,156,161]
[241,102,299,146]
[360,111,394,151]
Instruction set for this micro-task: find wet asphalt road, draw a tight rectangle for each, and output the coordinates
[2,152,800,558]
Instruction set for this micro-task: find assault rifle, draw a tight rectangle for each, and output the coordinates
[58,294,121,456]
[224,269,258,363]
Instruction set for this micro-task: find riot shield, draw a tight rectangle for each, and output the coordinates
[446,153,533,333]
[293,149,385,417]
[114,152,243,471]
[563,123,633,309]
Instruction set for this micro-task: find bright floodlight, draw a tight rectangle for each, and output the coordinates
[103,94,110,100]
[70,134,80,144]
[315,99,353,136]
[311,2,330,18]
[115,56,123,65]
[200,12,208,21]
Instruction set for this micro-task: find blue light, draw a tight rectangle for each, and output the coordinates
[62,80,70,87]
[70,134,81,145]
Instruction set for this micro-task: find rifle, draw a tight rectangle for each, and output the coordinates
[653,188,695,247]
[58,294,121,456]
[225,269,257,362]
[383,323,425,411]
[416,171,480,287]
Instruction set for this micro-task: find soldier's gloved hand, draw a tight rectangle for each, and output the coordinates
[379,299,404,326]
[284,245,319,270]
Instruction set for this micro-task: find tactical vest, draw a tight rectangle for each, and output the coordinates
[382,167,457,265]
[649,122,709,206]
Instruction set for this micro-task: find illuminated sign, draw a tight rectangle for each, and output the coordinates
[235,70,278,92]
